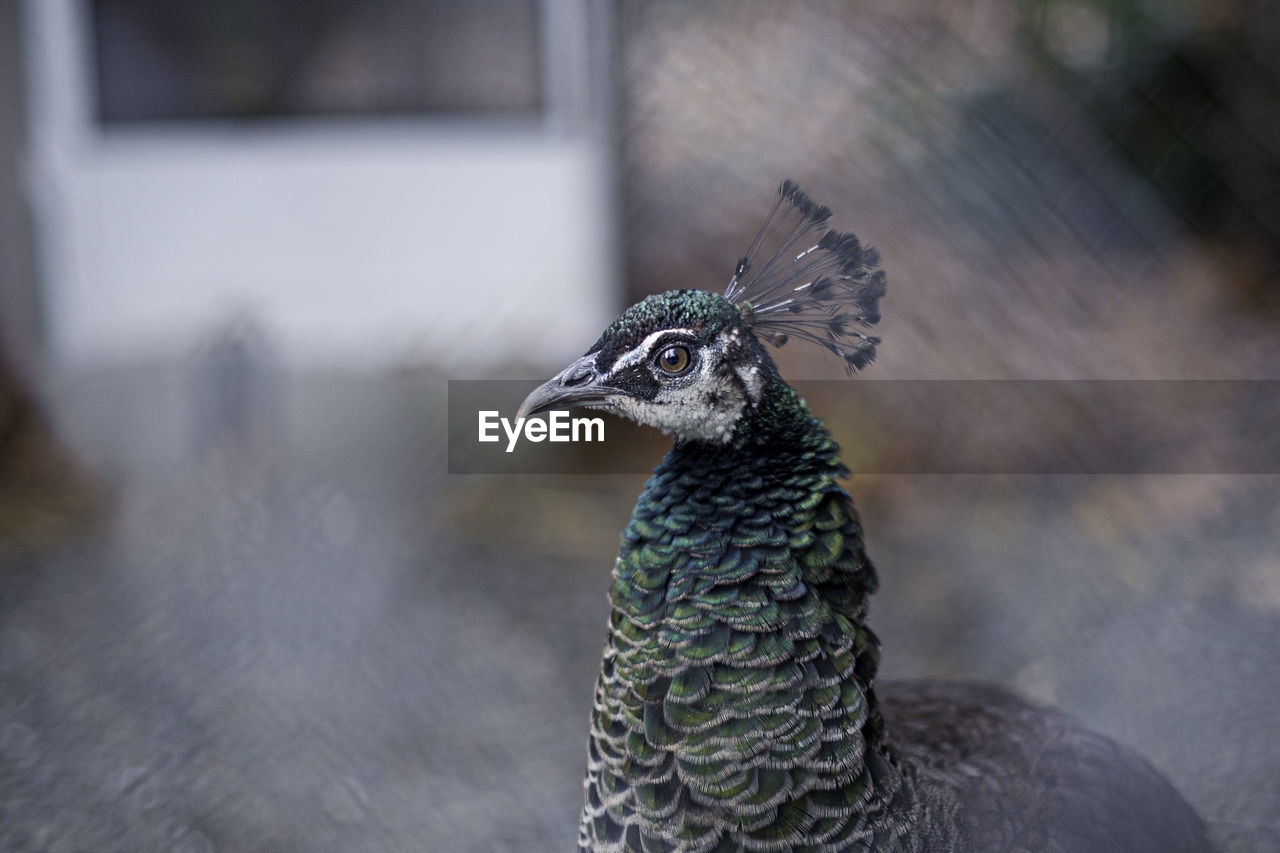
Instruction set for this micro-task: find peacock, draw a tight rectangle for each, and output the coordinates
[518,181,1213,852]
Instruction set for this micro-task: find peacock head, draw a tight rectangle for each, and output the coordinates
[518,181,887,444]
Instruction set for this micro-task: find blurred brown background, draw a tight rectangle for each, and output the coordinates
[2,1,1278,851]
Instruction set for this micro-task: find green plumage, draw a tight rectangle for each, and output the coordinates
[522,185,1212,853]
[578,292,915,850]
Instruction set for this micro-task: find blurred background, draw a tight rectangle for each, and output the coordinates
[2,0,1279,850]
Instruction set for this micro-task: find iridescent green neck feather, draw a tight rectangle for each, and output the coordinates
[520,183,1211,853]
[513,182,902,849]
[569,306,919,850]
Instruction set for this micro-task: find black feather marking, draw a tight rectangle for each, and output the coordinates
[725,181,886,374]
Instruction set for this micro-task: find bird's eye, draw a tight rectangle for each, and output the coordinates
[655,345,692,375]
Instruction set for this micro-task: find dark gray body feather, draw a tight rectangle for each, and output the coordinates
[519,185,1214,853]
[878,680,1212,852]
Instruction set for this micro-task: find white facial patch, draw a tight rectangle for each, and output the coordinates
[596,328,753,444]
[723,326,765,404]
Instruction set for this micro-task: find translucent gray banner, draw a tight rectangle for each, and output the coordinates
[447,380,1280,475]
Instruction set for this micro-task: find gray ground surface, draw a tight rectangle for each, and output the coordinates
[4,4,1278,852]
[1,362,1276,852]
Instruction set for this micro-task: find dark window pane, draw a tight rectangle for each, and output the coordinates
[90,0,544,122]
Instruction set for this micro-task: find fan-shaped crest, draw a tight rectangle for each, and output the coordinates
[725,180,886,372]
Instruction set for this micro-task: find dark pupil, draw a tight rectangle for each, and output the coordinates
[660,346,688,372]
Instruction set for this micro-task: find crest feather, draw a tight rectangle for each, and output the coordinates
[725,180,885,373]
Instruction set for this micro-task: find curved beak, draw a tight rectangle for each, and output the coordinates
[517,354,612,420]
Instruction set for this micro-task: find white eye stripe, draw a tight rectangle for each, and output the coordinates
[606,328,699,375]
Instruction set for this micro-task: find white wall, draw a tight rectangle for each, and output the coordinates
[24,0,615,372]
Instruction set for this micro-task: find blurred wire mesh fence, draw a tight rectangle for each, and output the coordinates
[1,2,1278,851]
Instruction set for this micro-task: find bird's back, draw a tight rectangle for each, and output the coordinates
[878,680,1214,852]
[519,181,1214,853]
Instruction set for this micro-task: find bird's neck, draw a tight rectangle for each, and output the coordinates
[615,398,884,717]
[590,392,907,845]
